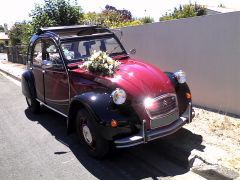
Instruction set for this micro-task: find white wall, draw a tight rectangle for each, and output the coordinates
[0,53,8,61]
[119,12,240,115]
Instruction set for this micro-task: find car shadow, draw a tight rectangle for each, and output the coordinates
[25,107,205,179]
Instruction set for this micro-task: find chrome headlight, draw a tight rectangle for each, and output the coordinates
[174,70,186,84]
[111,88,127,105]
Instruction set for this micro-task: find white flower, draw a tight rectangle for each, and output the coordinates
[102,53,107,59]
[109,65,113,70]
[92,53,98,59]
[84,50,121,76]
[107,57,113,64]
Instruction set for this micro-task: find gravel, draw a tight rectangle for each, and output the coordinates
[185,107,240,174]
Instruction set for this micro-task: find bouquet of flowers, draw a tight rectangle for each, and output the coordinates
[83,50,121,76]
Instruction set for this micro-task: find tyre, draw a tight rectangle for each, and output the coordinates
[26,97,40,113]
[75,109,109,158]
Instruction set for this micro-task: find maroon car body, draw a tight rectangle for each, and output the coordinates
[22,25,194,158]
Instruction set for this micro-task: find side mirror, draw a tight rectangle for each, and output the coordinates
[129,48,136,55]
[42,60,53,69]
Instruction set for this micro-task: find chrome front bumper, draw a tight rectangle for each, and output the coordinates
[114,103,195,148]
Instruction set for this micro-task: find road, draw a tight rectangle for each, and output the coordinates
[0,73,202,180]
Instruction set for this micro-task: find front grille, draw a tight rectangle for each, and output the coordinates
[146,93,178,119]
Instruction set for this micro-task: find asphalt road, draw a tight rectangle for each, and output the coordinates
[0,73,201,180]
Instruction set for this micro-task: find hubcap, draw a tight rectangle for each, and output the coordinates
[82,125,93,145]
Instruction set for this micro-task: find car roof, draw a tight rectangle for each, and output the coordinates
[37,25,113,39]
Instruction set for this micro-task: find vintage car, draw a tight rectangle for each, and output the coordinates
[22,25,194,158]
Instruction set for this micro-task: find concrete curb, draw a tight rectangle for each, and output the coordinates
[0,68,21,82]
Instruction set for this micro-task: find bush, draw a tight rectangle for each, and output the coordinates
[160,3,207,21]
[139,16,154,24]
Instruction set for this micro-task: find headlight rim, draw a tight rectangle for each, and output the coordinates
[111,88,127,105]
[174,70,186,84]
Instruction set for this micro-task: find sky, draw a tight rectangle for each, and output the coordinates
[1,0,240,28]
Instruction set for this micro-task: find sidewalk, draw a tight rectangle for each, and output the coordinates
[0,60,26,81]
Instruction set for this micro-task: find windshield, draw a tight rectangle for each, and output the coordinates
[61,36,126,62]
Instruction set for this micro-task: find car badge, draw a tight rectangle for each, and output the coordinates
[163,100,168,107]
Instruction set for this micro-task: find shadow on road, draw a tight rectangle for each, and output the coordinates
[25,107,205,179]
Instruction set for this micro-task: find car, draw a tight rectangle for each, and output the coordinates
[22,25,195,158]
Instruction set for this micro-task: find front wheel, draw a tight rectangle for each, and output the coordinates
[26,97,40,113]
[76,109,109,158]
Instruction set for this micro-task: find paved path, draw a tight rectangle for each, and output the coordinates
[0,61,25,80]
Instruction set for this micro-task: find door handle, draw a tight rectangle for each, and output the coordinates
[42,70,45,73]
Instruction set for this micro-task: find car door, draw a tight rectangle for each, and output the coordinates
[32,39,44,101]
[42,38,69,115]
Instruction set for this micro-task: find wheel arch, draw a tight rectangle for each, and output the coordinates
[67,91,110,134]
[164,71,192,115]
[67,99,85,134]
[21,70,37,99]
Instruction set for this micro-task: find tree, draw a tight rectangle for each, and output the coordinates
[83,5,142,28]
[160,3,207,21]
[104,5,132,21]
[9,21,33,46]
[31,0,83,31]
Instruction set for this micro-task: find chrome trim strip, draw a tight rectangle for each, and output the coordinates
[115,141,144,148]
[36,99,68,118]
[143,120,147,143]
[145,93,179,120]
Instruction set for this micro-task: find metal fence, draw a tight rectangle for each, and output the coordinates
[7,46,27,64]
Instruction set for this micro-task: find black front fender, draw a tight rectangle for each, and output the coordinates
[165,72,192,116]
[67,90,140,140]
[21,70,36,99]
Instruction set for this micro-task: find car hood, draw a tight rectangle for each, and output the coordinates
[71,58,175,100]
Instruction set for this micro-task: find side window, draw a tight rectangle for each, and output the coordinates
[33,40,42,66]
[62,42,75,60]
[44,39,64,70]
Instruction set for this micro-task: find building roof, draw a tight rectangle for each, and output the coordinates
[205,5,240,15]
[0,32,9,40]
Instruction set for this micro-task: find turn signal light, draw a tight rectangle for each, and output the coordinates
[111,119,118,128]
[186,93,192,99]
